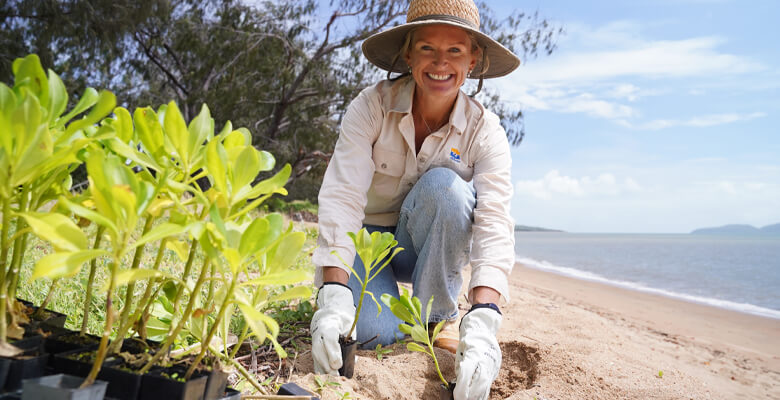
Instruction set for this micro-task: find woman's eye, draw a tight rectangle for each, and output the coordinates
[449,47,462,53]
[421,45,433,51]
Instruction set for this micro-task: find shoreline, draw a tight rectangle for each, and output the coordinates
[286,257,780,399]
[505,262,780,399]
[516,256,780,320]
[511,262,780,363]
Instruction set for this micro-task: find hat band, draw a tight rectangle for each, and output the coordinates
[409,14,478,30]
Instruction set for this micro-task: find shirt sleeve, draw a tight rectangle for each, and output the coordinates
[312,86,383,287]
[468,110,515,303]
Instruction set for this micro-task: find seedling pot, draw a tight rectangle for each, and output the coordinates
[17,299,67,333]
[0,391,20,399]
[217,387,241,400]
[0,358,10,392]
[49,348,120,378]
[98,363,144,400]
[43,327,101,356]
[2,335,48,391]
[277,382,319,399]
[203,367,228,400]
[21,373,107,400]
[439,382,455,400]
[138,366,208,400]
[337,336,357,378]
[120,338,161,355]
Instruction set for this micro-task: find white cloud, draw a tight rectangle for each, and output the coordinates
[514,36,762,85]
[492,20,768,127]
[695,180,780,196]
[619,112,767,130]
[509,87,637,119]
[607,84,641,102]
[515,170,643,200]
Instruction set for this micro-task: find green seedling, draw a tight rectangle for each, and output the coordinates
[337,391,354,399]
[0,54,115,351]
[381,288,449,389]
[313,375,340,394]
[374,343,393,360]
[334,228,403,339]
[658,370,664,378]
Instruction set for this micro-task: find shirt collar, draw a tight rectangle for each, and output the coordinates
[383,77,472,135]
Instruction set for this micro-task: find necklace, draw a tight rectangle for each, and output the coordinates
[417,110,445,134]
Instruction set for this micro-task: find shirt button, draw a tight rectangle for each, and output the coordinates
[408,182,413,187]
[419,157,426,163]
[381,163,387,169]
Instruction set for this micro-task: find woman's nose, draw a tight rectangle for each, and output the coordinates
[433,50,447,64]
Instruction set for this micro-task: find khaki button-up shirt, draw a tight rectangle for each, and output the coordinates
[313,77,515,301]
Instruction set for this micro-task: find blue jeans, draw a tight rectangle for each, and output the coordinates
[347,168,476,348]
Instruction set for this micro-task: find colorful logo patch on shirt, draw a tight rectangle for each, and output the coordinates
[450,148,461,163]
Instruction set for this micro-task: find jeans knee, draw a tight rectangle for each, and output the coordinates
[412,168,475,213]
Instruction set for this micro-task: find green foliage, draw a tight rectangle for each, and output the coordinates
[0,53,115,343]
[381,288,449,388]
[313,375,341,395]
[334,228,403,338]
[373,343,393,361]
[4,51,313,389]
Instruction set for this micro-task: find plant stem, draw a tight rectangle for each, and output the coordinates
[229,324,250,360]
[33,278,59,319]
[428,341,448,388]
[229,285,263,359]
[81,225,105,336]
[126,238,168,339]
[184,276,237,380]
[6,184,30,302]
[81,259,118,388]
[346,280,368,339]
[108,217,155,354]
[171,240,199,311]
[6,232,27,301]
[214,345,268,395]
[139,257,211,374]
[205,262,216,306]
[0,196,12,343]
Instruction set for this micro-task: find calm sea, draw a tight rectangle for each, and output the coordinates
[514,232,780,319]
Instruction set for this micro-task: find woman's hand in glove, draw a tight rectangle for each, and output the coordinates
[310,283,356,375]
[454,306,502,400]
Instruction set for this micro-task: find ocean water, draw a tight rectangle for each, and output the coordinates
[514,232,780,319]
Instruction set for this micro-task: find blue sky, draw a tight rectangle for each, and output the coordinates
[485,0,780,233]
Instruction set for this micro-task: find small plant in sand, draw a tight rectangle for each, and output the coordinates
[373,343,392,360]
[381,288,450,389]
[332,228,403,377]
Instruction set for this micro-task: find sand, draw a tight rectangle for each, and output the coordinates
[283,262,780,399]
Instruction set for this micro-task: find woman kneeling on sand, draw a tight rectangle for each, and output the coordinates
[310,0,520,398]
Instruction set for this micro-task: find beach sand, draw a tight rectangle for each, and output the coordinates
[286,262,780,399]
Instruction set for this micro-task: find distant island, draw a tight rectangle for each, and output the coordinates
[515,225,564,232]
[690,223,780,235]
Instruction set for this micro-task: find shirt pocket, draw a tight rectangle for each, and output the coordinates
[371,146,406,197]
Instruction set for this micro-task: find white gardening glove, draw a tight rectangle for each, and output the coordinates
[310,283,356,375]
[454,307,502,400]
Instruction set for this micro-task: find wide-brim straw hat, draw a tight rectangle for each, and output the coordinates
[362,0,521,79]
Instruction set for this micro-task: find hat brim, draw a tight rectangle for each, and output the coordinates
[362,19,521,79]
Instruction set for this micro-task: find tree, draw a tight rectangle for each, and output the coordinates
[1,0,562,200]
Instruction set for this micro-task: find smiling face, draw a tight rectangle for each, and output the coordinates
[405,24,478,104]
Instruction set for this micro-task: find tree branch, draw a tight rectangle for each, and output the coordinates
[133,31,189,101]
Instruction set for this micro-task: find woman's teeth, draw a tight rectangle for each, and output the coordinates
[427,73,451,81]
